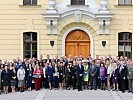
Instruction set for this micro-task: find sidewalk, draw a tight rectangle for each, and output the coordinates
[0,89,133,100]
[0,90,41,100]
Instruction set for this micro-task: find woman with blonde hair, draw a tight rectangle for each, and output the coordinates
[105,60,113,91]
[83,59,89,90]
[112,62,119,91]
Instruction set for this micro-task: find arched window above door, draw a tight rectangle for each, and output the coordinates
[118,32,132,59]
[71,0,85,5]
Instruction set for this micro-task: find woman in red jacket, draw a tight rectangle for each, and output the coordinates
[33,65,43,91]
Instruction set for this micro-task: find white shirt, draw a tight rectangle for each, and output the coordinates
[43,67,46,78]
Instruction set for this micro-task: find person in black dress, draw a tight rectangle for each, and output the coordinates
[112,62,119,91]
[71,61,77,90]
[1,65,10,94]
[9,63,17,93]
[58,61,65,90]
[65,64,71,90]
[26,63,34,91]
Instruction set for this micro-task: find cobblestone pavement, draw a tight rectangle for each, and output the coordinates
[0,89,133,100]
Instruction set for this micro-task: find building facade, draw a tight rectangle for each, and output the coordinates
[0,0,133,60]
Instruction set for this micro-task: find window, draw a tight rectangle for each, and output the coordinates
[23,32,37,58]
[118,32,132,59]
[23,0,37,5]
[71,0,85,5]
[118,0,132,6]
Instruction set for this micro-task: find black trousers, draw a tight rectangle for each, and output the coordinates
[77,76,83,90]
[66,77,71,89]
[90,76,97,89]
[119,78,126,91]
[72,76,76,89]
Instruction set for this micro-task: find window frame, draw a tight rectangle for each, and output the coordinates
[118,32,132,59]
[118,0,132,6]
[23,0,37,6]
[23,32,37,59]
[71,0,85,5]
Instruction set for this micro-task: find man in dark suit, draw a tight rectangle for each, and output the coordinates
[76,60,84,91]
[119,61,127,93]
[54,55,60,64]
[90,60,97,90]
[44,55,51,63]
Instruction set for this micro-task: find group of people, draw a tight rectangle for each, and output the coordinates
[0,54,133,95]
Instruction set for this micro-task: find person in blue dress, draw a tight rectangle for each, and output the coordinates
[47,62,54,90]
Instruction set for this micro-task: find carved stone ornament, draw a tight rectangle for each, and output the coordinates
[74,10,82,22]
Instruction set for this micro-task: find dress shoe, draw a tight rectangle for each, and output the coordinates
[66,88,70,90]
[122,90,125,93]
[128,91,131,93]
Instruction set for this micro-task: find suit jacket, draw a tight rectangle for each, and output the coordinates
[76,64,84,76]
[90,64,97,76]
[54,59,60,64]
[127,64,133,79]
[65,68,71,79]
[58,66,65,76]
[119,65,127,79]
[44,59,51,63]
[71,66,76,77]
[97,66,107,80]
[47,66,54,76]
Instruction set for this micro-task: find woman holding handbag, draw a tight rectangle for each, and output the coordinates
[33,65,42,91]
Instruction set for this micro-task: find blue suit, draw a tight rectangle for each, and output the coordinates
[47,66,54,83]
[76,64,84,91]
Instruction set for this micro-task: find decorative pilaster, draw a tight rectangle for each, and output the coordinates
[98,19,104,34]
[43,0,60,34]
[105,20,110,34]
[96,0,113,34]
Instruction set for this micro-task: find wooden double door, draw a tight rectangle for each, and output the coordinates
[65,30,90,58]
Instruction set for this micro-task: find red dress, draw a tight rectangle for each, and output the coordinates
[33,68,43,91]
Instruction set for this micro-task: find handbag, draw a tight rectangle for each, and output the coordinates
[32,74,39,78]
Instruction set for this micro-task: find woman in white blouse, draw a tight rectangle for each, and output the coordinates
[17,65,25,92]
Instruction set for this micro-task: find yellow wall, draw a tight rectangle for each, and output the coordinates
[0,0,133,60]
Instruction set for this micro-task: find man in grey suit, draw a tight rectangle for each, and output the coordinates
[127,61,133,93]
[90,60,97,90]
